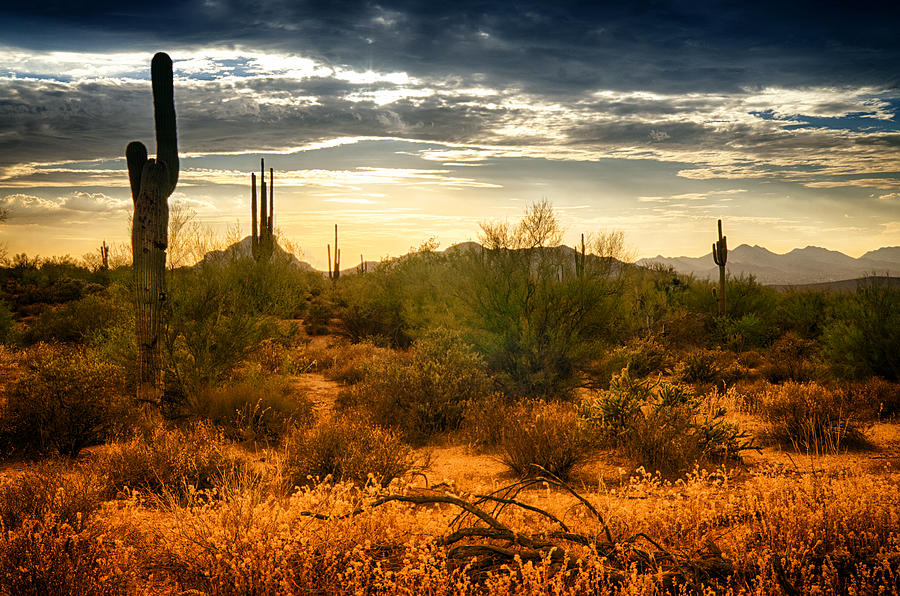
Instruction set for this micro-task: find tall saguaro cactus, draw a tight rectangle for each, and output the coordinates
[712,219,727,317]
[99,240,109,271]
[332,224,341,280]
[127,52,179,404]
[250,159,275,260]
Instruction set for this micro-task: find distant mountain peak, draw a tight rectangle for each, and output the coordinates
[637,243,900,285]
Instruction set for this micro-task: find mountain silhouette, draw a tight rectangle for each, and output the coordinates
[638,244,900,285]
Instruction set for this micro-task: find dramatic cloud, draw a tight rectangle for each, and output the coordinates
[0,1,897,261]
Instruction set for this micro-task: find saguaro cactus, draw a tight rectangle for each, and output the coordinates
[712,219,727,317]
[250,159,275,260]
[99,240,109,271]
[332,224,341,280]
[127,52,179,404]
[575,233,586,278]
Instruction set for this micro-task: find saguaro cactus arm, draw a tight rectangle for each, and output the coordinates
[151,52,179,195]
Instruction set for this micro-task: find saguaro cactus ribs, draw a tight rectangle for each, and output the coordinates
[127,52,179,404]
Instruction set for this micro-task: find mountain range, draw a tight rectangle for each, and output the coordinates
[637,245,900,285]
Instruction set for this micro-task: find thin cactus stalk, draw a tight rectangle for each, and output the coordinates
[268,167,274,243]
[251,173,258,256]
[333,224,341,280]
[250,161,276,260]
[327,244,332,280]
[575,233,586,278]
[127,52,178,405]
[259,158,268,256]
[712,219,728,317]
[99,240,109,271]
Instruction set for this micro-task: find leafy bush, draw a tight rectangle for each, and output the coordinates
[580,371,752,476]
[822,278,900,381]
[0,344,133,458]
[460,392,512,449]
[498,401,594,480]
[673,349,722,384]
[761,381,871,453]
[0,300,13,344]
[714,313,776,351]
[847,377,900,420]
[461,201,625,398]
[281,417,414,488]
[347,328,492,443]
[760,332,818,383]
[187,377,315,442]
[24,293,126,345]
[93,422,244,500]
[164,260,278,402]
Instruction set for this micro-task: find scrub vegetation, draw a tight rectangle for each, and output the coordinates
[0,201,898,593]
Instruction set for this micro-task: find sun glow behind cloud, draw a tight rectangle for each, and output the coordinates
[0,40,898,262]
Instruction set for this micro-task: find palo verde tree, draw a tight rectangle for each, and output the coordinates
[127,52,179,404]
[462,199,627,398]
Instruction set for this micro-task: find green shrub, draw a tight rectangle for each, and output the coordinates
[580,371,752,476]
[164,261,278,402]
[498,401,594,480]
[187,377,315,442]
[0,344,133,458]
[0,300,13,344]
[847,377,900,420]
[24,293,125,345]
[674,349,722,384]
[761,381,871,453]
[348,328,492,443]
[281,417,414,488]
[93,422,244,500]
[714,313,776,351]
[822,278,900,381]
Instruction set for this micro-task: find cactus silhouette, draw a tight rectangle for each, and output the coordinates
[250,159,275,260]
[332,224,341,280]
[712,219,727,316]
[99,240,109,271]
[127,52,178,404]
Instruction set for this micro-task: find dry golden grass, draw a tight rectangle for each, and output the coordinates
[1,345,900,594]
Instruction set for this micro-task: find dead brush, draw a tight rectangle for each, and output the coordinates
[291,469,733,592]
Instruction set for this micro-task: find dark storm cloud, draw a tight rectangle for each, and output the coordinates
[3,1,898,95]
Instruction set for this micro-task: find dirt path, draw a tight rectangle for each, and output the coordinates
[290,372,342,419]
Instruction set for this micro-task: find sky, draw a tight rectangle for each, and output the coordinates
[1,1,899,268]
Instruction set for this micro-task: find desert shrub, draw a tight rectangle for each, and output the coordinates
[673,348,722,384]
[303,290,334,336]
[714,313,776,351]
[24,293,126,345]
[847,377,900,420]
[760,332,819,383]
[302,339,393,385]
[93,422,244,500]
[460,392,512,449]
[773,289,834,339]
[0,519,134,596]
[186,377,315,442]
[164,261,278,402]
[0,464,104,532]
[761,381,871,453]
[498,401,594,479]
[0,301,13,344]
[461,201,626,399]
[580,371,752,476]
[822,278,900,381]
[349,328,492,443]
[0,344,133,458]
[281,417,414,488]
[604,336,670,380]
